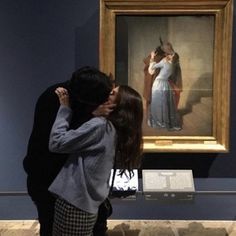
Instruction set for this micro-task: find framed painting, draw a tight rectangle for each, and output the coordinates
[99,0,233,152]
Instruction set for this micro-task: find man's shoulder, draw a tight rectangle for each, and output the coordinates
[36,81,69,103]
[42,81,69,96]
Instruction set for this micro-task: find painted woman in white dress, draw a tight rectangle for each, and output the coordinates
[148,50,181,130]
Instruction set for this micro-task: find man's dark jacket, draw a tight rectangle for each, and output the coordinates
[23,81,91,200]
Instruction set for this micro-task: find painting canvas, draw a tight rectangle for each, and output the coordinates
[116,15,214,137]
[100,0,233,152]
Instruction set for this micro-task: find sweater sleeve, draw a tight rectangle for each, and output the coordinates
[148,60,163,75]
[49,105,105,154]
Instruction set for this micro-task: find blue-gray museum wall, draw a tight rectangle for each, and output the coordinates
[0,0,236,220]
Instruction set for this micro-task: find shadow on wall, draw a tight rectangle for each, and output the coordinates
[180,72,213,117]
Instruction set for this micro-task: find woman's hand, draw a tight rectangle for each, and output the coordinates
[55,87,70,107]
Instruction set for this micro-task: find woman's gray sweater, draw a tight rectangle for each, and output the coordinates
[48,105,116,214]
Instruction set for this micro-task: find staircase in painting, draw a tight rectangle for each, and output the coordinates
[181,97,213,135]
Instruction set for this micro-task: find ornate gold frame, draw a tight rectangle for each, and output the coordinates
[99,0,233,152]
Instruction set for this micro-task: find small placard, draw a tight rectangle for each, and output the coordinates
[142,170,195,201]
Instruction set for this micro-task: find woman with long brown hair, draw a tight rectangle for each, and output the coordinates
[108,85,143,175]
[48,82,143,235]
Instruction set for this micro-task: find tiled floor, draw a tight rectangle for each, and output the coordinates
[0,220,236,235]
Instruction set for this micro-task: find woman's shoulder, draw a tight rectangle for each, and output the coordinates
[78,117,115,140]
[83,117,109,129]
[89,117,115,133]
[89,116,107,123]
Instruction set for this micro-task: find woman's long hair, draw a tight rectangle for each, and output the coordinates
[108,85,143,176]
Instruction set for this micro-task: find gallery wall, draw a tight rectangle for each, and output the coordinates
[0,0,236,219]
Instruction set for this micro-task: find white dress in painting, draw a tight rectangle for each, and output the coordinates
[148,56,181,130]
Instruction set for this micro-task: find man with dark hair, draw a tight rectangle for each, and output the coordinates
[23,66,115,236]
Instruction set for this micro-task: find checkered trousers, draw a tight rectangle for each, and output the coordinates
[52,198,97,236]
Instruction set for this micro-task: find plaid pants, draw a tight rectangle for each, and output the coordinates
[53,198,97,236]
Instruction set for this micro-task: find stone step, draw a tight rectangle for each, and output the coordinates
[182,108,212,135]
[181,97,213,135]
[190,102,212,124]
[200,97,213,108]
[0,220,235,236]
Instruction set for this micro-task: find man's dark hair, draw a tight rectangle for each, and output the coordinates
[68,66,112,107]
[155,46,165,56]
